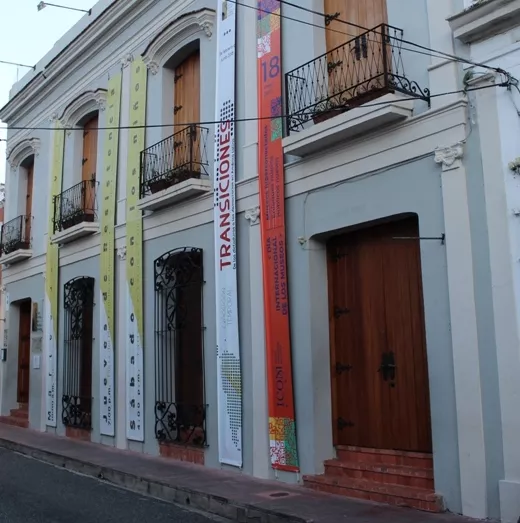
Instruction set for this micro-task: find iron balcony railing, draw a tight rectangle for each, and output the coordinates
[0,215,31,256]
[285,24,431,134]
[140,125,209,198]
[53,179,98,234]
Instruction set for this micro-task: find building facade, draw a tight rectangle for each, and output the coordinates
[0,0,519,520]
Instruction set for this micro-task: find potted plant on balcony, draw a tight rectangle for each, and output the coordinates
[61,198,81,230]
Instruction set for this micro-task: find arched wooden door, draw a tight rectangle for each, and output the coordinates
[327,216,432,452]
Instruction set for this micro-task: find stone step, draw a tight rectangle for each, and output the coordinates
[336,445,433,469]
[10,408,29,420]
[303,474,443,512]
[0,415,28,429]
[324,459,434,489]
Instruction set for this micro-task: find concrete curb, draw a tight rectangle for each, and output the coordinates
[0,437,311,523]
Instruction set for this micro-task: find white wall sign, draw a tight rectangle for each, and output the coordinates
[214,0,243,467]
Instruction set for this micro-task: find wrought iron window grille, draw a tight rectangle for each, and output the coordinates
[53,178,98,234]
[62,276,95,430]
[140,125,209,199]
[0,215,31,256]
[285,24,431,134]
[154,247,207,447]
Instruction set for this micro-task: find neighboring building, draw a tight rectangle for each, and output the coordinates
[0,0,519,520]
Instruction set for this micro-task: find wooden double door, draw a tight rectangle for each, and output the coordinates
[17,300,32,405]
[327,217,432,453]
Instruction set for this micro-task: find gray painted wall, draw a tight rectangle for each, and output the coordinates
[284,155,462,513]
[2,274,45,429]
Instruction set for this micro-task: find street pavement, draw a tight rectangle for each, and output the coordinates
[0,448,225,523]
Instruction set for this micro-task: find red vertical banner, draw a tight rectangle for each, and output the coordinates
[257,0,299,471]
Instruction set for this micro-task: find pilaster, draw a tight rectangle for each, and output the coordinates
[435,142,487,518]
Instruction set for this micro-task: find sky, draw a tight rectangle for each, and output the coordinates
[0,1,98,183]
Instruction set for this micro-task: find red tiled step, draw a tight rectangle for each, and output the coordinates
[10,408,29,420]
[324,459,434,489]
[0,415,28,429]
[336,445,433,469]
[303,474,443,512]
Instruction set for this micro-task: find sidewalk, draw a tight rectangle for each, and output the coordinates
[0,424,477,523]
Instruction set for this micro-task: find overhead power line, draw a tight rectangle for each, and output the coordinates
[0,83,509,134]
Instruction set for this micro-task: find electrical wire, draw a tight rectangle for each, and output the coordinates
[231,0,508,75]
[0,82,508,134]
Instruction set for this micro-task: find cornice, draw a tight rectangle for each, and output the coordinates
[0,0,152,124]
[0,0,192,136]
[448,0,520,43]
[6,137,41,170]
[142,8,215,72]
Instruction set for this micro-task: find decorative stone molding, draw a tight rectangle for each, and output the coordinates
[434,142,464,171]
[58,88,108,129]
[0,285,6,294]
[6,137,41,170]
[121,53,134,69]
[141,8,216,69]
[245,206,261,226]
[117,246,127,261]
[200,20,213,38]
[144,60,160,76]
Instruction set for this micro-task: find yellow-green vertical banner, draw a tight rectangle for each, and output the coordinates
[99,73,122,436]
[45,123,65,427]
[125,58,146,441]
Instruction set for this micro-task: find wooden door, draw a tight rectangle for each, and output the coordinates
[17,300,32,404]
[25,164,34,243]
[327,216,432,452]
[173,51,201,177]
[82,115,98,218]
[324,0,388,104]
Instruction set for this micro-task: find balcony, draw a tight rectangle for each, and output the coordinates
[0,215,32,265]
[51,179,99,245]
[138,125,211,212]
[284,24,430,156]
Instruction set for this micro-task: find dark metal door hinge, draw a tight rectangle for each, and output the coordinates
[337,417,354,430]
[324,11,340,26]
[173,105,183,115]
[335,362,352,375]
[82,158,88,165]
[174,73,183,83]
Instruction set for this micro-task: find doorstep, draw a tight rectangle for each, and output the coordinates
[0,424,477,523]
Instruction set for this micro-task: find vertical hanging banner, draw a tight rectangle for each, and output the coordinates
[99,73,122,436]
[45,124,65,427]
[214,0,242,467]
[125,58,146,442]
[256,0,299,471]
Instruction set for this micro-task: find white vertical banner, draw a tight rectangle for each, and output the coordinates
[214,0,243,467]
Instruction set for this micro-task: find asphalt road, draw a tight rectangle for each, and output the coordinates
[0,448,225,523]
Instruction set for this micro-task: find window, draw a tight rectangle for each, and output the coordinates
[62,277,95,430]
[154,247,206,446]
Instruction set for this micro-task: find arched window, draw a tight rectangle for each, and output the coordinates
[154,247,205,446]
[62,276,95,431]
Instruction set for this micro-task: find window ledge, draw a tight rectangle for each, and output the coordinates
[51,222,99,245]
[0,249,32,265]
[448,0,520,43]
[138,176,212,212]
[282,94,414,158]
